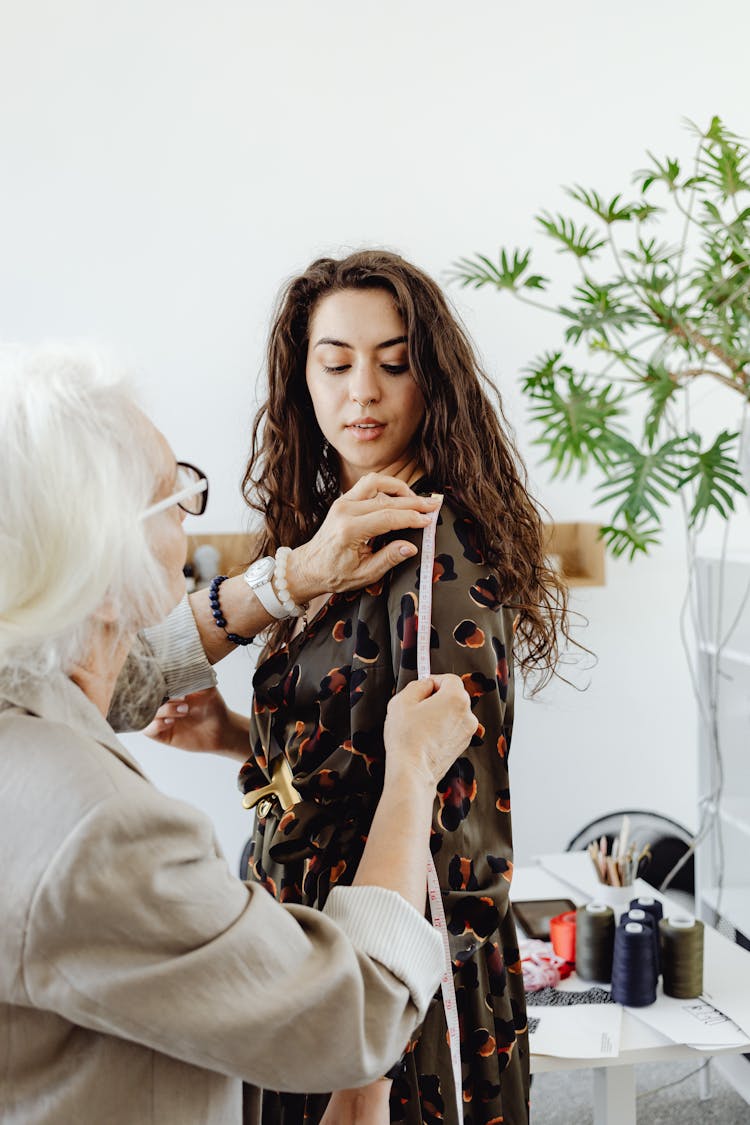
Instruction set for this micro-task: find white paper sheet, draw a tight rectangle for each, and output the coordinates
[528,1004,622,1058]
[626,995,750,1050]
[510,863,588,907]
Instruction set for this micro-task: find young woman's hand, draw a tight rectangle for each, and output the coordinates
[319,1080,392,1125]
[287,473,441,602]
[384,674,479,788]
[143,688,250,761]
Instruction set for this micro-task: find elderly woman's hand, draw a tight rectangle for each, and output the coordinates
[143,688,250,761]
[384,675,479,788]
[286,474,441,602]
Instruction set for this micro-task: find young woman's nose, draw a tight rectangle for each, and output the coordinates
[349,360,380,406]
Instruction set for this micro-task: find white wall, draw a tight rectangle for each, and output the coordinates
[2,0,749,870]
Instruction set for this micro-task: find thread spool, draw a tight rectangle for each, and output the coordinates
[630,896,663,925]
[611,921,658,1007]
[575,902,615,982]
[660,916,704,998]
[620,909,660,974]
[549,911,577,963]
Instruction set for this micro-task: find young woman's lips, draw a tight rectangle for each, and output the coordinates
[346,419,386,442]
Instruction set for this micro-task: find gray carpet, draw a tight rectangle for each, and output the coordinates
[530,1060,750,1122]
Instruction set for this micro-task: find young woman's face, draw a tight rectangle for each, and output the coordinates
[305,288,426,490]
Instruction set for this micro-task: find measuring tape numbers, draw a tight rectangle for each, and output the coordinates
[416,496,464,1122]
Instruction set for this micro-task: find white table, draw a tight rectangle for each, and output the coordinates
[512,853,750,1125]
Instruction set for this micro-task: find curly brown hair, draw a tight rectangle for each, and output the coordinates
[243,249,570,687]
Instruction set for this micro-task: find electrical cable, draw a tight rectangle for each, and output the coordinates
[635,1060,710,1101]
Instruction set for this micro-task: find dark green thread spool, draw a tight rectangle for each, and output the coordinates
[576,902,615,983]
[659,916,704,999]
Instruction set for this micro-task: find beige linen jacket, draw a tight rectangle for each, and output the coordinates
[0,672,442,1125]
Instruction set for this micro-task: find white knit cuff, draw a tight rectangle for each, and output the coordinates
[142,594,217,699]
[323,886,443,1016]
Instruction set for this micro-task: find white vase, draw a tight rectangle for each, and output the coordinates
[590,882,634,920]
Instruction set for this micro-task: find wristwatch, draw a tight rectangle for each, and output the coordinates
[243,556,289,619]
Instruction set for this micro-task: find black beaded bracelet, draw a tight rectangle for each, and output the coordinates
[208,574,255,646]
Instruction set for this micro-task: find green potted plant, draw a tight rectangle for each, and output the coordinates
[450,117,750,559]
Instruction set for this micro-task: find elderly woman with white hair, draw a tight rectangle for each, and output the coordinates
[0,348,478,1125]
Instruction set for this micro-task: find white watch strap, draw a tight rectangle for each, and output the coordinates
[243,564,289,620]
[253,579,289,619]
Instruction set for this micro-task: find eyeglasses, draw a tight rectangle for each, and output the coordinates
[142,462,209,519]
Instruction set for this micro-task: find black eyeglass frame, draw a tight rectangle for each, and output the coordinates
[141,461,209,520]
[175,461,209,516]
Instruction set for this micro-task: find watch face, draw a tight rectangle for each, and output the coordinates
[245,557,275,588]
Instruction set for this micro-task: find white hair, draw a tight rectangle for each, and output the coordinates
[0,345,175,678]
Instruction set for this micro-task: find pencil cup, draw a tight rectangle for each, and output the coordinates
[593,882,633,920]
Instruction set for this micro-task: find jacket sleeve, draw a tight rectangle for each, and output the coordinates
[22,777,442,1092]
[386,500,516,961]
[108,594,217,732]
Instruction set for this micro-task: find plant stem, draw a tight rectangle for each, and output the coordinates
[668,322,746,382]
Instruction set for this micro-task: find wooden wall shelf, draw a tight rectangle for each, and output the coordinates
[188,522,606,588]
[186,533,259,577]
[544,521,605,587]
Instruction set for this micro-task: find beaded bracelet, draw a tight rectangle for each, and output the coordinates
[208,574,255,646]
[273,546,306,617]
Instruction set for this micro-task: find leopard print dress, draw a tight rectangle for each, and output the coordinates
[239,481,530,1125]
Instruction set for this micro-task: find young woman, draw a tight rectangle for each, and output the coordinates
[153,251,568,1125]
[232,250,568,1125]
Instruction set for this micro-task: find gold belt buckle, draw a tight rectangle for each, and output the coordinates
[242,757,300,819]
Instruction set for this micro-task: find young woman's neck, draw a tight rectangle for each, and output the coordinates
[339,454,424,493]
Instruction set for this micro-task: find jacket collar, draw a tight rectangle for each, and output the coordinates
[0,669,149,779]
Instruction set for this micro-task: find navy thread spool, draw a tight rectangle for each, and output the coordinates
[660,916,704,999]
[575,902,615,983]
[630,895,663,926]
[611,922,658,1007]
[620,909,660,975]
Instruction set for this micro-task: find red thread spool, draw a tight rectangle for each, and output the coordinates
[549,910,577,964]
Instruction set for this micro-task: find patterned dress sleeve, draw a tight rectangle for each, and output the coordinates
[385,497,529,1122]
[386,499,516,961]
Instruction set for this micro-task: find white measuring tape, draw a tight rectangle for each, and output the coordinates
[417,496,464,1121]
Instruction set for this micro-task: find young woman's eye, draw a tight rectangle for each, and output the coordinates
[322,364,350,374]
[382,363,409,375]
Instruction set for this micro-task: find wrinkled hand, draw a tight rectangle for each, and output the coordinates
[384,675,479,787]
[288,474,441,602]
[319,1081,392,1125]
[143,688,250,759]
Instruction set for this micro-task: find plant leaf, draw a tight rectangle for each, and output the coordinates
[679,430,747,526]
[529,373,627,477]
[634,153,683,194]
[599,518,662,559]
[594,436,688,524]
[566,184,640,224]
[446,250,548,293]
[622,236,675,266]
[521,351,574,397]
[640,364,681,446]
[536,212,606,258]
[559,280,649,344]
[697,116,750,200]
